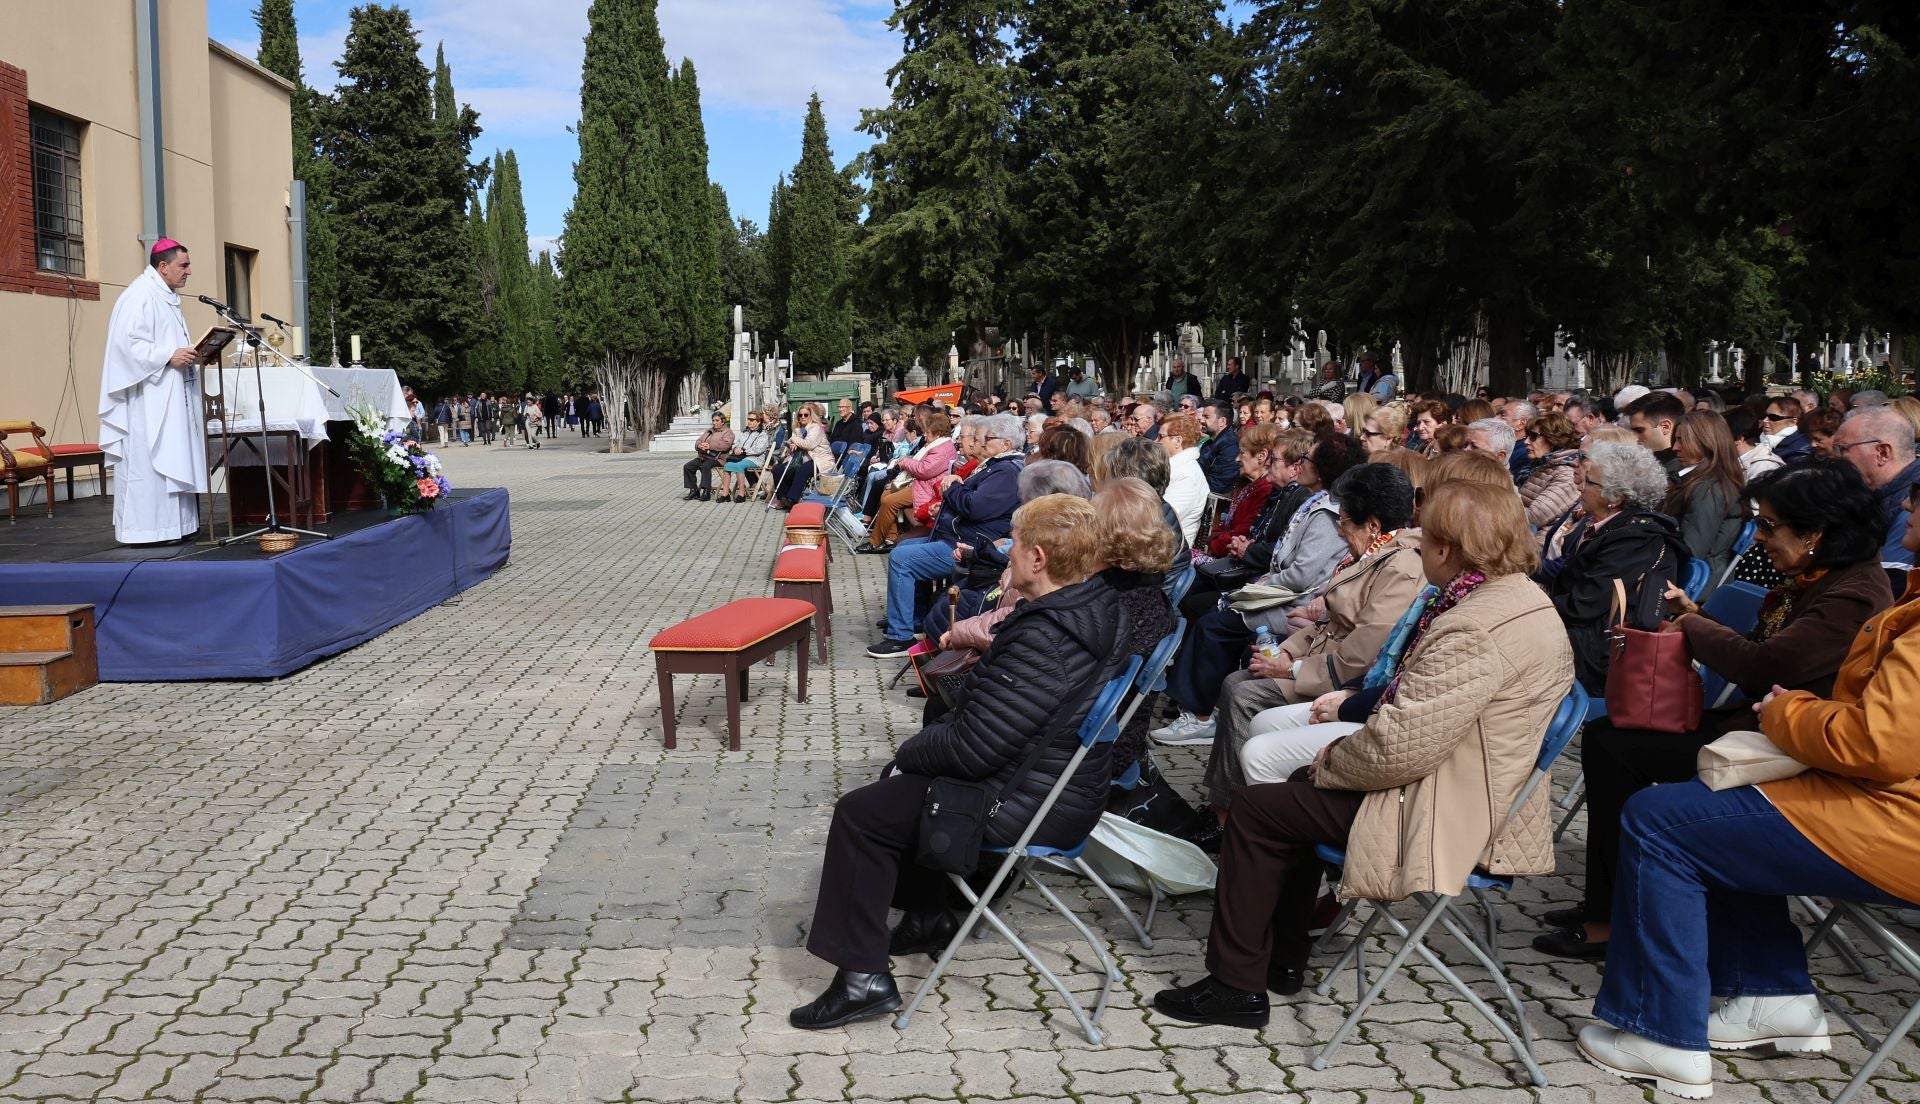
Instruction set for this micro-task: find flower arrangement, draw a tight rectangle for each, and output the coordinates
[345,400,451,512]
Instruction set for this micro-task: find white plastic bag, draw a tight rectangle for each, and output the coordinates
[1083,812,1217,896]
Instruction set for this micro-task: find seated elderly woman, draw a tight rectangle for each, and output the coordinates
[717,410,772,502]
[1180,429,1315,619]
[1152,433,1367,745]
[1152,481,1574,1026]
[1540,439,1688,692]
[1517,411,1583,528]
[772,403,836,511]
[1534,462,1894,961]
[791,494,1133,1030]
[1576,485,1920,1098]
[859,409,956,554]
[1191,463,1424,819]
[1036,423,1092,474]
[1359,403,1410,459]
[1199,424,1282,561]
[923,459,1092,652]
[1159,414,1209,544]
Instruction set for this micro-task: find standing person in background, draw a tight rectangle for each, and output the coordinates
[588,394,605,436]
[520,394,544,450]
[1216,357,1251,401]
[1066,363,1100,399]
[1028,364,1058,411]
[432,396,453,446]
[1167,358,1203,402]
[543,391,561,438]
[406,388,426,441]
[454,396,473,446]
[1354,350,1396,401]
[474,392,494,445]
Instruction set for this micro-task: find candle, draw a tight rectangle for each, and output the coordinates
[350,334,361,363]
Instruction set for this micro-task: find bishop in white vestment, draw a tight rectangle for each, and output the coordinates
[98,241,209,544]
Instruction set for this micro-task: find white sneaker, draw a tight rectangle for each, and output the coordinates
[1708,993,1830,1053]
[1150,712,1217,745]
[1577,1024,1713,1099]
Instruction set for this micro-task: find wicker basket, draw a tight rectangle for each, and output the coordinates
[784,526,826,547]
[258,531,299,554]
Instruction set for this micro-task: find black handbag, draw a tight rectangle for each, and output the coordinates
[1194,555,1257,589]
[914,662,1103,875]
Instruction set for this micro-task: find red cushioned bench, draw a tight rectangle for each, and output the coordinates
[650,597,813,751]
[773,544,831,660]
[784,500,828,552]
[14,442,107,503]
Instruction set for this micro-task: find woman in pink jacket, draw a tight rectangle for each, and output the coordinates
[859,409,956,554]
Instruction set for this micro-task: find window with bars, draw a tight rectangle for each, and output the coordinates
[30,107,86,277]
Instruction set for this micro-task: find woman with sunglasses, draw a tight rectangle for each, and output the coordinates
[771,403,834,511]
[1534,461,1894,964]
[1517,411,1584,528]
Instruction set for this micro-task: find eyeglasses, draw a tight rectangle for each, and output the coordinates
[1359,429,1385,439]
[1835,439,1885,454]
[1754,515,1781,536]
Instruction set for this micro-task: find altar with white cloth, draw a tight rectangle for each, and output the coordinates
[203,365,412,524]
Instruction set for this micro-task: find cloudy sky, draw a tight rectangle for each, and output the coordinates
[208,0,901,253]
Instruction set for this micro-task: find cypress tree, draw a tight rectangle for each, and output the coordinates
[466,180,504,389]
[253,0,339,361]
[765,175,792,349]
[559,0,677,449]
[783,95,851,375]
[488,151,537,389]
[670,61,728,372]
[319,5,478,387]
[528,251,566,392]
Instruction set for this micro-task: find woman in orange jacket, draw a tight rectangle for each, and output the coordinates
[1578,482,1920,1100]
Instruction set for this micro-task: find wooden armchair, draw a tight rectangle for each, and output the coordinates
[0,421,56,522]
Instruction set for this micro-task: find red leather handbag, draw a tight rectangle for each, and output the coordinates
[1603,577,1703,733]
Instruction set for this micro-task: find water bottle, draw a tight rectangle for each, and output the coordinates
[1254,627,1283,659]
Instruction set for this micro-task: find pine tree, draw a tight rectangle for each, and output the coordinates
[783,95,851,375]
[253,0,339,361]
[854,0,1015,361]
[319,5,479,388]
[559,0,677,449]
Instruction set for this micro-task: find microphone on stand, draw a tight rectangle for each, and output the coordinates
[260,311,290,327]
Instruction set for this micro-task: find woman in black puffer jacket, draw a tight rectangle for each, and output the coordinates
[792,494,1131,1031]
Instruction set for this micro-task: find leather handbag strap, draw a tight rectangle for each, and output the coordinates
[1609,578,1629,630]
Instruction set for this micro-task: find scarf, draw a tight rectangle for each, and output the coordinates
[1362,584,1438,691]
[1379,570,1489,708]
[1335,529,1399,573]
[1754,568,1827,641]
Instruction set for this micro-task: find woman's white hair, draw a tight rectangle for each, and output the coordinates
[1584,439,1670,510]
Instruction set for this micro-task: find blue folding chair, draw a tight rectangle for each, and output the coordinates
[1166,561,1197,607]
[895,656,1143,1045]
[1717,518,1759,590]
[1682,556,1712,601]
[801,444,872,552]
[1694,580,1769,708]
[830,440,848,461]
[1310,683,1590,1086]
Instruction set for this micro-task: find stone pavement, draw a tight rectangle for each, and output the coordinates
[0,429,1914,1104]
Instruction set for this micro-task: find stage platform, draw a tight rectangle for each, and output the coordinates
[0,488,511,681]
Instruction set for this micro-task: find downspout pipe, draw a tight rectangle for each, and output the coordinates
[134,0,166,249]
[288,179,309,358]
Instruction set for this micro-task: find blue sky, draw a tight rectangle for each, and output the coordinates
[207,0,902,252]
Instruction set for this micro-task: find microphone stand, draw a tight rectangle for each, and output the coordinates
[207,303,333,546]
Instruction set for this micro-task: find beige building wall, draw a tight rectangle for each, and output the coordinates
[0,1,292,500]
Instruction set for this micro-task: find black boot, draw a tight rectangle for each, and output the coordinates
[888,910,961,958]
[1267,965,1305,996]
[1152,975,1270,1029]
[788,970,901,1030]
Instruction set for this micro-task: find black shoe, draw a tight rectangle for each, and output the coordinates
[905,685,926,699]
[1181,814,1224,855]
[789,970,901,1030]
[888,910,961,958]
[1542,906,1586,931]
[875,619,890,630]
[1267,966,1305,997]
[855,541,895,555]
[700,489,712,501]
[1152,976,1269,1029]
[1531,926,1608,960]
[684,490,700,501]
[867,638,915,659]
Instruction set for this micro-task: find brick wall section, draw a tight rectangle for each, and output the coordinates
[0,62,100,302]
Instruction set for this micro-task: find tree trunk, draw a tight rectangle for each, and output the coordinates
[594,352,638,454]
[1485,308,1540,398]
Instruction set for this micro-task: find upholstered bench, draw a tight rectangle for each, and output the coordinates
[649,597,813,750]
[772,544,831,660]
[0,422,55,522]
[784,500,828,551]
[15,442,106,502]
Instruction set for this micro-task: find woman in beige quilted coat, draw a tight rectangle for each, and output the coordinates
[1152,480,1575,1030]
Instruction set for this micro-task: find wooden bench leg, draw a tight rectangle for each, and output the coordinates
[796,627,809,702]
[811,585,829,662]
[724,655,743,752]
[656,655,677,749]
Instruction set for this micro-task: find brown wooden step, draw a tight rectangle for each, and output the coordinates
[0,648,93,706]
[0,605,95,653]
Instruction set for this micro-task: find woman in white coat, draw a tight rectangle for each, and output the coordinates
[1159,413,1208,545]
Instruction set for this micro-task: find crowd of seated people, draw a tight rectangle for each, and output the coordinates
[772,372,1919,1099]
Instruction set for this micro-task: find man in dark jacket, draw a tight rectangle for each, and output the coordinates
[870,413,1026,656]
[793,495,1132,1029]
[1028,365,1058,411]
[1166,359,1203,401]
[1197,399,1241,495]
[1214,357,1250,401]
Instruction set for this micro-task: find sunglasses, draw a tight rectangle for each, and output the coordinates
[1760,413,1790,423]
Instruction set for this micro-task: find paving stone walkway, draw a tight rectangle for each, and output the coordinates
[0,430,1914,1103]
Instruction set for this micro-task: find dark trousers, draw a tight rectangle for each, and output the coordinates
[683,455,722,492]
[1594,781,1912,1050]
[1166,606,1253,717]
[775,458,815,504]
[806,773,949,973]
[1205,774,1364,989]
[1579,709,1744,921]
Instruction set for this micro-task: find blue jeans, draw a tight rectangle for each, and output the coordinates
[1595,781,1910,1050]
[885,537,957,640]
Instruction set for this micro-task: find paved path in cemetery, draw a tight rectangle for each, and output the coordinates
[0,430,1914,1103]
